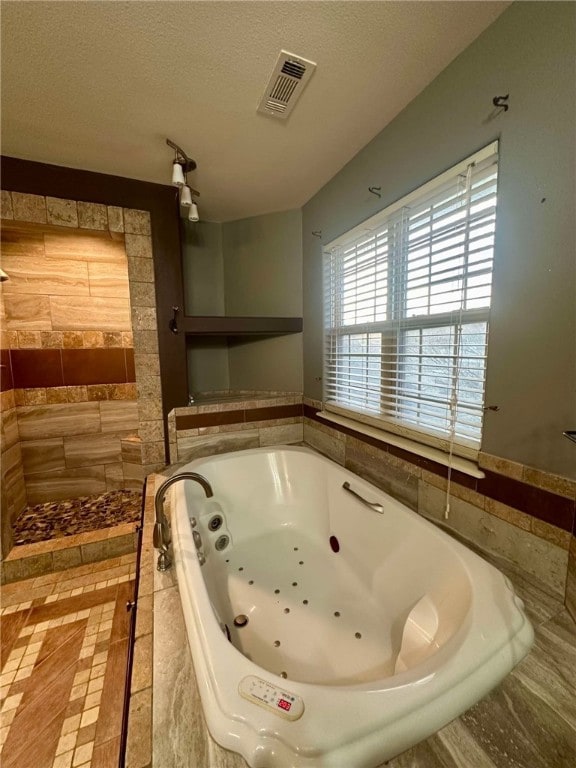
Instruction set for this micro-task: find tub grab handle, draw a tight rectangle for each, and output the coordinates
[342,482,384,514]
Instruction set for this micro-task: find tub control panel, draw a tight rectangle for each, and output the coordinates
[239,675,304,721]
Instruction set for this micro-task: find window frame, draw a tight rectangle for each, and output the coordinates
[322,142,499,460]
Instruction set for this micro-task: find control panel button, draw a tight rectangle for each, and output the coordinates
[238,675,304,721]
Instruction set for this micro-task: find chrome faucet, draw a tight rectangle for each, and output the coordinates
[153,472,214,571]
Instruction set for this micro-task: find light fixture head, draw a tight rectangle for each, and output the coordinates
[166,140,200,220]
[180,185,192,207]
[188,202,199,222]
[171,160,186,187]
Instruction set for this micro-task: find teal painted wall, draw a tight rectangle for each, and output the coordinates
[302,1,575,477]
[222,209,303,317]
[223,209,303,392]
[182,220,230,394]
[182,220,225,316]
[181,210,303,394]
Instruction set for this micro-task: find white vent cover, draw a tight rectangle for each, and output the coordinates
[257,50,317,119]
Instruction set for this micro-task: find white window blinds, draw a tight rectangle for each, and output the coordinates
[323,142,499,456]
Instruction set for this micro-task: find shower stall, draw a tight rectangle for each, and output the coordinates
[0,192,165,579]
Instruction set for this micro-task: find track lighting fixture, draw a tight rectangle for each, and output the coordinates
[171,161,185,187]
[167,137,196,178]
[166,138,201,222]
[188,202,199,222]
[180,185,192,207]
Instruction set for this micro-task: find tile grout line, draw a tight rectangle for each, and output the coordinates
[1,560,136,768]
[1,618,89,768]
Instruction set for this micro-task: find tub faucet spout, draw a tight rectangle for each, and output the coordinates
[154,472,214,571]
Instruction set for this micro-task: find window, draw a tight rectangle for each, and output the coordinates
[323,142,498,456]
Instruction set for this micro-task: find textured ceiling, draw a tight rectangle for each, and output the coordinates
[1,1,509,222]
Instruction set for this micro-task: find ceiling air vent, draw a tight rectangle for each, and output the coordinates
[257,50,317,120]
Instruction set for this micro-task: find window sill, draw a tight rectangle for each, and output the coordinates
[317,410,485,479]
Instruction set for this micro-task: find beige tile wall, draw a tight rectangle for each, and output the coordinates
[1,193,166,555]
[167,393,304,465]
[0,389,25,556]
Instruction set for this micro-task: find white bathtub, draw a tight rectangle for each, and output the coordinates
[169,446,533,768]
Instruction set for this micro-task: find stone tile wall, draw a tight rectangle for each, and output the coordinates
[0,193,165,556]
[303,398,576,600]
[124,475,156,768]
[1,523,137,583]
[163,389,576,614]
[0,389,25,556]
[167,392,304,464]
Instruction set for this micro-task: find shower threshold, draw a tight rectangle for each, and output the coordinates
[3,490,142,584]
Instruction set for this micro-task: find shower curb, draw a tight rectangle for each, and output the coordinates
[0,523,138,584]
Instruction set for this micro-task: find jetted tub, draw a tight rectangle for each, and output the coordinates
[169,446,533,767]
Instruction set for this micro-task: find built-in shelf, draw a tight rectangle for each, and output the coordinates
[183,316,303,336]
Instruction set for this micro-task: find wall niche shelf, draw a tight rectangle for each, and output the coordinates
[183,316,303,337]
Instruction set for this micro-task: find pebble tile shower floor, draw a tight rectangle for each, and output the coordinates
[12,491,142,546]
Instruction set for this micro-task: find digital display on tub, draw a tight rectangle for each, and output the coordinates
[238,675,304,720]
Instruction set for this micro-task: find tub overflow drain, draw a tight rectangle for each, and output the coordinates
[234,614,249,628]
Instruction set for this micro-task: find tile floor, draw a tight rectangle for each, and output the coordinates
[0,553,136,768]
[12,491,142,545]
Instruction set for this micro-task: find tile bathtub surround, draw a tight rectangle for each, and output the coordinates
[303,400,575,597]
[123,475,157,768]
[168,392,304,464]
[0,554,137,768]
[140,470,576,768]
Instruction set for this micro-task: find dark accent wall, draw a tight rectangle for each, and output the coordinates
[8,349,135,388]
[0,156,187,443]
[175,403,302,430]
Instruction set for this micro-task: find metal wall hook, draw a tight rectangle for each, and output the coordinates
[492,95,509,112]
[368,186,382,198]
[169,306,179,334]
[483,404,500,412]
[312,231,322,238]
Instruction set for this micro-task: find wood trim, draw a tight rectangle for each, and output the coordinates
[182,316,303,336]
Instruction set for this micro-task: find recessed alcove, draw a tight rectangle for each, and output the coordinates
[182,210,303,398]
